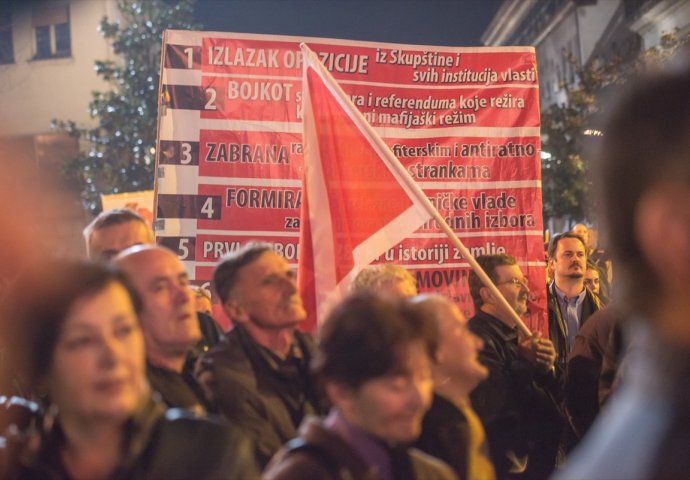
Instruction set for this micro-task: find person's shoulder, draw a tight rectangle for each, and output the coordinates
[146,409,260,479]
[263,446,338,480]
[409,447,460,480]
[198,327,251,371]
[467,312,484,329]
[266,416,377,480]
[468,311,497,335]
[159,408,249,444]
[264,418,354,480]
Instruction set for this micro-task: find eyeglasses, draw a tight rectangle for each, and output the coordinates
[496,277,529,288]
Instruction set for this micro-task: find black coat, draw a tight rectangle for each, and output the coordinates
[469,311,564,480]
[197,325,322,468]
[564,306,622,442]
[415,394,472,478]
[14,396,259,480]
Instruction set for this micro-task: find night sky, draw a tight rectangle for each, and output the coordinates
[195,0,504,46]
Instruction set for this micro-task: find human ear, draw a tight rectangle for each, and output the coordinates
[222,298,249,324]
[324,382,353,411]
[478,285,493,305]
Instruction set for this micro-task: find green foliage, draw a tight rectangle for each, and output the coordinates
[540,30,689,223]
[53,0,198,214]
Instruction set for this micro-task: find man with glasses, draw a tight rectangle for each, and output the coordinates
[468,254,563,480]
[547,233,603,369]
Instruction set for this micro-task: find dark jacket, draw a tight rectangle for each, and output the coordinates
[146,362,216,413]
[554,321,690,480]
[468,311,563,480]
[547,282,603,368]
[564,306,622,442]
[198,325,322,468]
[415,394,495,480]
[263,416,458,480]
[14,395,259,480]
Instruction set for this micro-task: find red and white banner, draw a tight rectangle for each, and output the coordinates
[155,31,546,332]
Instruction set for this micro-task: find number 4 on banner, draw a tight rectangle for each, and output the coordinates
[201,197,215,219]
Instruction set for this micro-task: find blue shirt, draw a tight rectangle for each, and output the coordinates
[553,284,587,350]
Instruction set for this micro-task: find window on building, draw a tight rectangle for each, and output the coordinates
[32,5,70,60]
[0,12,13,64]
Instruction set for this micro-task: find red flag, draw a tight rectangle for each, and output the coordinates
[298,44,433,330]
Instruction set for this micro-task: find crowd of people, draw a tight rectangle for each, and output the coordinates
[0,48,689,480]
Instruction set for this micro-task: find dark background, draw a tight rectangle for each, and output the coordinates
[195,0,503,46]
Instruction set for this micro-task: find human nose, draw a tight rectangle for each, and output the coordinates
[409,376,432,410]
[282,273,298,293]
[174,283,192,304]
[98,335,122,368]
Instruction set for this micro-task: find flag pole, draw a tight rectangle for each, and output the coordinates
[300,43,532,337]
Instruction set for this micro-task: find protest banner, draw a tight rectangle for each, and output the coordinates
[155,30,545,332]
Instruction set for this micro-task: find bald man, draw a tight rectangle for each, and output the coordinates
[412,294,495,480]
[116,245,213,413]
[85,210,223,372]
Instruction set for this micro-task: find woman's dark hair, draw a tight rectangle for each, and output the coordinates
[312,292,437,391]
[1,261,141,393]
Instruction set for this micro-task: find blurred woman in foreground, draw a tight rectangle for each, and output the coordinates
[3,261,257,480]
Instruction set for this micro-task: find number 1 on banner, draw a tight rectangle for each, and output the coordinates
[184,47,194,68]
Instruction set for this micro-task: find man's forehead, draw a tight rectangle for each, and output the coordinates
[495,263,521,278]
[241,251,288,275]
[124,249,186,281]
[93,220,150,243]
[557,237,586,252]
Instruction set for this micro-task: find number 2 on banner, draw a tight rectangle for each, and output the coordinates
[205,88,217,110]
[200,197,215,218]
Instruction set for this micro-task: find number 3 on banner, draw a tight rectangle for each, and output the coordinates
[201,197,215,218]
[180,142,192,164]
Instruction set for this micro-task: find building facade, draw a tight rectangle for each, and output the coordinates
[482,0,690,230]
[0,0,121,257]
